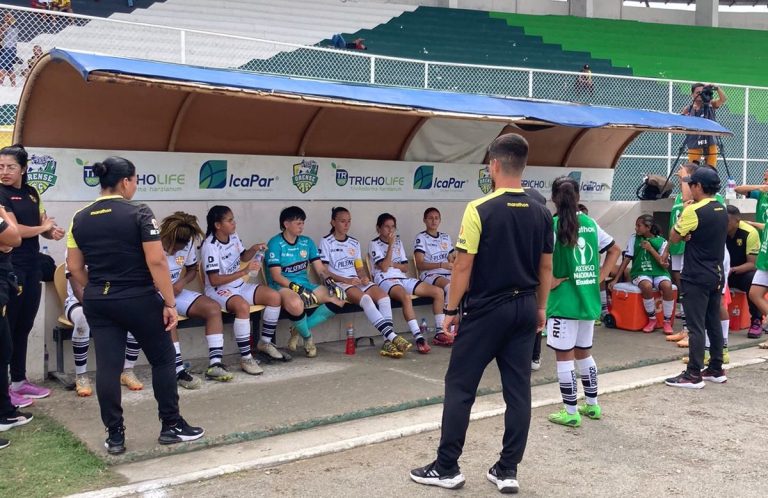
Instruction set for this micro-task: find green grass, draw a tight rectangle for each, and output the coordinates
[0,413,123,498]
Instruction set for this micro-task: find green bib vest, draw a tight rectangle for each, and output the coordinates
[547,213,602,320]
[629,235,670,279]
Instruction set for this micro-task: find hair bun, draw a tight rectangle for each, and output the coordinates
[92,162,108,177]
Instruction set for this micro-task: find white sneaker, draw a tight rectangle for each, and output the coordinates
[531,359,541,371]
[240,357,264,375]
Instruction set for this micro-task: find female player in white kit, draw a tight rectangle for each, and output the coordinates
[413,207,455,309]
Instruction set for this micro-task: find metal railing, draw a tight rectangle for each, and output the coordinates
[1,3,767,200]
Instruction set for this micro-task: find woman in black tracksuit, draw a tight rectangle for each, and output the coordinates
[66,156,204,455]
[0,145,65,406]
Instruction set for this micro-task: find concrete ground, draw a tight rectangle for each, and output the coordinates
[146,362,768,498]
[36,326,765,465]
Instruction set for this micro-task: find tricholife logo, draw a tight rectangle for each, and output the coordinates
[333,162,404,191]
[27,154,58,195]
[79,158,100,187]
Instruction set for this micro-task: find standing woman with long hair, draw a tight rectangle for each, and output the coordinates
[546,176,620,427]
[0,144,65,407]
[67,157,203,455]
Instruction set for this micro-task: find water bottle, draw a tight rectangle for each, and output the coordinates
[250,250,265,281]
[726,178,736,200]
[420,318,428,335]
[345,323,356,355]
[41,245,49,255]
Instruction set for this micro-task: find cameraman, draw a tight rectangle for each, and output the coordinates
[681,83,727,168]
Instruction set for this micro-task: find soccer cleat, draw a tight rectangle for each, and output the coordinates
[11,380,50,399]
[701,367,727,383]
[677,336,689,348]
[642,317,657,333]
[75,375,93,397]
[0,438,8,450]
[662,320,674,335]
[578,403,602,420]
[432,331,454,347]
[0,410,33,432]
[392,335,412,353]
[120,369,144,391]
[8,388,33,408]
[548,408,581,427]
[748,319,763,339]
[104,425,126,455]
[379,340,404,359]
[409,461,465,490]
[665,370,704,389]
[760,341,768,349]
[158,417,205,445]
[594,317,602,326]
[531,359,541,371]
[487,462,519,494]
[287,326,299,352]
[205,363,233,382]
[240,357,264,375]
[257,341,289,362]
[723,348,730,364]
[304,336,317,358]
[416,337,431,354]
[666,330,687,342]
[176,369,203,390]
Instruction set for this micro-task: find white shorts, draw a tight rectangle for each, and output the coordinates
[670,254,683,272]
[752,269,768,288]
[338,281,375,292]
[419,270,451,286]
[205,282,260,309]
[631,275,671,289]
[377,277,421,296]
[176,289,204,316]
[546,317,594,351]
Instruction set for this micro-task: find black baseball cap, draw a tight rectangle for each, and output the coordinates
[682,167,720,188]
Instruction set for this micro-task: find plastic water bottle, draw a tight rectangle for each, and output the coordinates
[420,318,428,335]
[250,250,265,281]
[726,178,736,200]
[345,323,356,355]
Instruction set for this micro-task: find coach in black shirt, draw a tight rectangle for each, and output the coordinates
[410,134,553,493]
[66,157,204,455]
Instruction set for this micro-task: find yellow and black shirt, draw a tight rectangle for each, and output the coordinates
[456,188,553,311]
[674,197,727,287]
[726,220,760,268]
[66,195,160,300]
[0,184,44,269]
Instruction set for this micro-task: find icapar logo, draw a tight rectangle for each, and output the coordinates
[199,160,228,189]
[478,167,492,195]
[27,154,58,195]
[292,159,319,194]
[413,165,434,190]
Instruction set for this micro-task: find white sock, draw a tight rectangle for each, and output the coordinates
[556,360,578,414]
[207,333,224,366]
[575,356,598,405]
[173,341,183,374]
[233,318,252,359]
[407,319,421,338]
[600,289,608,315]
[434,313,445,333]
[71,307,90,376]
[360,294,384,326]
[377,297,393,320]
[662,300,674,320]
[721,319,729,347]
[260,305,281,344]
[643,298,656,316]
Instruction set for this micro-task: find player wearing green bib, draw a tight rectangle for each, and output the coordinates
[546,177,621,428]
[734,168,768,240]
[611,215,675,334]
[749,231,768,349]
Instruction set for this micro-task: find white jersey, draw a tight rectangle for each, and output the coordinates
[201,233,245,291]
[167,239,198,284]
[319,234,363,279]
[369,236,409,281]
[414,230,454,275]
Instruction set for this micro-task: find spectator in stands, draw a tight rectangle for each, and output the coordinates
[724,205,763,338]
[331,34,367,51]
[0,14,19,87]
[21,45,43,79]
[575,64,593,97]
[681,83,727,168]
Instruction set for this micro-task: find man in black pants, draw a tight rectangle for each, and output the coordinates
[410,134,553,493]
[666,167,728,388]
[724,205,762,337]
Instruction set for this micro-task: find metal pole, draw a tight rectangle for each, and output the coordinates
[667,81,673,174]
[743,87,749,185]
[528,70,533,98]
[424,62,429,89]
[180,30,186,64]
[370,57,376,84]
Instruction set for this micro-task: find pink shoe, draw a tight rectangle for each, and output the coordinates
[642,318,657,333]
[662,320,674,335]
[11,380,50,399]
[8,388,34,408]
[747,319,762,339]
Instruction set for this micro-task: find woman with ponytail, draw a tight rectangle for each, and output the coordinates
[546,176,620,428]
[0,144,65,407]
[67,156,204,454]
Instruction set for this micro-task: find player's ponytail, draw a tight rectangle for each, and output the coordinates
[551,176,580,247]
[161,211,204,252]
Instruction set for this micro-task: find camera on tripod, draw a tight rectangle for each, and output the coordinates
[699,85,718,104]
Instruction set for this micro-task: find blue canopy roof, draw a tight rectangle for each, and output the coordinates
[48,49,730,135]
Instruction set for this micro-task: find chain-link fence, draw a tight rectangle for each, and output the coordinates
[0,4,766,200]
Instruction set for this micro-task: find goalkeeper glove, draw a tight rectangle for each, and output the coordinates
[325,277,346,301]
[289,281,318,307]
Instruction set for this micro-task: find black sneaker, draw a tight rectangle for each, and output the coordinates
[665,370,704,389]
[0,438,9,450]
[104,426,126,455]
[409,460,465,489]
[701,367,727,383]
[158,417,205,445]
[0,410,33,432]
[487,463,519,494]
